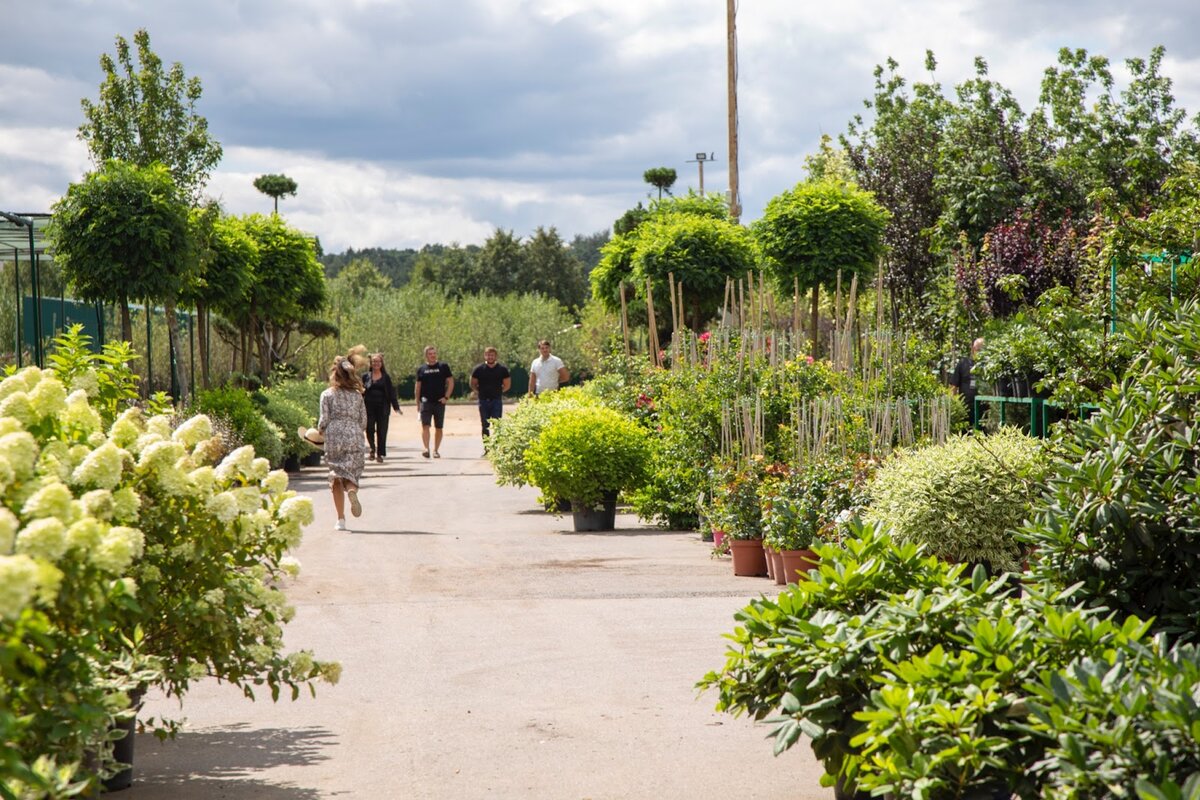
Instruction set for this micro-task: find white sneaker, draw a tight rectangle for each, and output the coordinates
[334,518,347,531]
[348,490,362,517]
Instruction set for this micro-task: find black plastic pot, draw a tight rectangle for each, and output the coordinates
[301,451,322,467]
[283,454,301,473]
[571,491,618,531]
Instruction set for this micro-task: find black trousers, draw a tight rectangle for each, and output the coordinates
[365,402,392,456]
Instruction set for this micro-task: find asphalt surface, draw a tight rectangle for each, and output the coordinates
[125,405,832,799]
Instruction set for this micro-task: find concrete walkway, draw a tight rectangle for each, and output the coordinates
[126,406,832,799]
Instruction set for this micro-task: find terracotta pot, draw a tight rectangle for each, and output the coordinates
[779,549,820,583]
[763,542,776,581]
[770,548,786,585]
[729,538,768,577]
[712,529,726,550]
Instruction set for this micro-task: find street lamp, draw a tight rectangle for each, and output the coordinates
[687,152,716,196]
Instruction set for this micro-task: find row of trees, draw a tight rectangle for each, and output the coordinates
[842,47,1200,327]
[320,229,609,310]
[47,29,327,392]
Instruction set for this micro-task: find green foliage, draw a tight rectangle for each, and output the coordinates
[707,460,765,540]
[760,456,874,550]
[1022,300,1200,643]
[49,160,191,339]
[191,385,285,468]
[43,325,141,426]
[754,178,889,295]
[252,173,298,212]
[866,427,1049,571]
[255,392,315,460]
[525,406,653,508]
[77,28,223,202]
[643,166,678,199]
[486,388,597,488]
[1025,636,1200,799]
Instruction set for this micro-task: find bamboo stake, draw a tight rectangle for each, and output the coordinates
[667,272,679,334]
[619,281,631,357]
[645,278,660,368]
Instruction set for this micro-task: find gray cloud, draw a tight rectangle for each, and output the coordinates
[4,0,1200,251]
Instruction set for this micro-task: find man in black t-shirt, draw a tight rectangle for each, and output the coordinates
[415,345,454,458]
[470,346,512,441]
[950,337,985,429]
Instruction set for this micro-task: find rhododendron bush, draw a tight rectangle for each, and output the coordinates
[0,328,337,798]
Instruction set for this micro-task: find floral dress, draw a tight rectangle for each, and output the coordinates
[318,387,367,486]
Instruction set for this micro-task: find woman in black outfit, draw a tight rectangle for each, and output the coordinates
[362,352,401,462]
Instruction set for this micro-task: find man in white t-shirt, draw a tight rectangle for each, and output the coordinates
[528,339,569,396]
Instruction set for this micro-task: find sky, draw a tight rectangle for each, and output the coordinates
[3,0,1200,254]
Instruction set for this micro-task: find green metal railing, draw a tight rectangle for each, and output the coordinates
[973,395,1100,438]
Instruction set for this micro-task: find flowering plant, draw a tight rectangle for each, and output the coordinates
[0,328,338,797]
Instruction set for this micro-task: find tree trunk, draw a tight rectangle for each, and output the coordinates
[163,301,189,402]
[119,298,132,344]
[196,302,210,390]
[810,284,821,359]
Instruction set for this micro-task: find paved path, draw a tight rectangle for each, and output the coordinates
[126,406,832,799]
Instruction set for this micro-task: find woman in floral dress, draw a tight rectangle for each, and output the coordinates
[319,353,368,531]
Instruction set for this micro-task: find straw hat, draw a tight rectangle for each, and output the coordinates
[298,426,325,450]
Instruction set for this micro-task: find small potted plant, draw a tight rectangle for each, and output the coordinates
[525,406,652,531]
[707,459,768,577]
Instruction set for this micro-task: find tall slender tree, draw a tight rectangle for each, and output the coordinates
[253,174,299,214]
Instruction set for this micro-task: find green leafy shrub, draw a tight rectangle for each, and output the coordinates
[525,406,652,508]
[1024,636,1200,799]
[865,427,1049,571]
[255,392,316,460]
[191,385,285,468]
[1023,300,1200,643]
[707,460,765,540]
[486,388,595,488]
[262,378,325,421]
[760,455,874,550]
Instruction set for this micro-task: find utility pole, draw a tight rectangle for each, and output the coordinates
[687,152,715,195]
[727,0,741,223]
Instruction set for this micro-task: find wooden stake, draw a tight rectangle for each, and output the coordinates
[619,281,631,357]
[645,278,660,367]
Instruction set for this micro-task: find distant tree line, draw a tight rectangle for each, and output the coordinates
[320,229,609,312]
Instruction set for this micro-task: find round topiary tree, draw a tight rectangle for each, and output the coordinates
[865,427,1048,572]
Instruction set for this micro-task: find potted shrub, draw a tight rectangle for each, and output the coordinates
[525,406,652,531]
[262,378,325,466]
[708,460,768,577]
[257,391,316,471]
[864,427,1049,574]
[487,388,596,507]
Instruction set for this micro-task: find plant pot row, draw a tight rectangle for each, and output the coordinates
[728,538,818,583]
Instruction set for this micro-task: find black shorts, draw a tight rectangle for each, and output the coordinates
[420,401,446,429]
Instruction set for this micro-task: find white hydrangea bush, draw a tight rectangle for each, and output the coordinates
[0,360,336,798]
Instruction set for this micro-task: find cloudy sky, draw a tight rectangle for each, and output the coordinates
[3,0,1200,253]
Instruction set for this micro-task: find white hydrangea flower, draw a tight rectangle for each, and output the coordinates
[66,518,105,551]
[203,588,225,606]
[0,392,36,427]
[216,445,256,482]
[0,508,18,554]
[279,556,301,577]
[206,491,240,524]
[155,465,190,497]
[249,457,270,481]
[287,651,315,675]
[22,481,76,524]
[90,526,145,574]
[28,376,67,420]
[111,487,141,522]
[319,662,343,685]
[69,369,100,398]
[233,486,264,515]
[0,554,40,618]
[115,576,137,597]
[188,466,216,495]
[80,488,114,521]
[132,432,164,455]
[262,470,289,496]
[146,415,173,439]
[34,560,64,603]
[138,440,186,474]
[0,431,38,481]
[37,440,73,483]
[64,390,103,435]
[15,518,69,562]
[277,520,303,549]
[0,458,14,492]
[172,415,213,449]
[0,371,31,403]
[87,431,107,448]
[0,418,23,437]
[138,563,160,583]
[72,441,128,490]
[109,409,144,449]
[279,496,315,526]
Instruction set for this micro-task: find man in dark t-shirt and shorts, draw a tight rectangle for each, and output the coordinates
[470,346,512,441]
[415,345,454,458]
